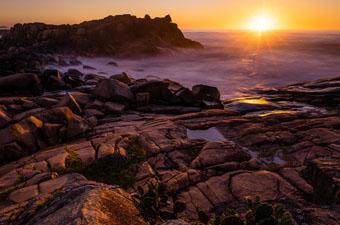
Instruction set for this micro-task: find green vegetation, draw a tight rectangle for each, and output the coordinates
[261,164,282,173]
[35,190,60,207]
[137,183,172,225]
[64,147,86,173]
[16,173,26,183]
[199,196,293,225]
[63,137,149,188]
[125,136,149,162]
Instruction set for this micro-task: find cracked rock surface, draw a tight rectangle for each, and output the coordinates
[0,75,339,225]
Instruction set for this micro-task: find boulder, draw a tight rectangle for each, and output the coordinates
[130,80,175,104]
[164,79,184,92]
[57,93,82,115]
[136,92,150,106]
[42,123,63,144]
[13,107,45,121]
[191,84,223,109]
[35,97,59,107]
[175,88,199,106]
[41,69,65,91]
[0,73,42,96]
[85,99,104,110]
[70,92,91,106]
[1,106,89,146]
[192,84,220,102]
[93,79,134,103]
[35,107,89,138]
[63,69,84,88]
[0,109,11,128]
[22,99,37,109]
[104,102,126,115]
[84,73,106,81]
[84,109,105,119]
[42,123,63,138]
[0,116,43,163]
[110,72,134,85]
[65,69,83,77]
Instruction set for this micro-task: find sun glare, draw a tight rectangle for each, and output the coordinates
[248,14,275,32]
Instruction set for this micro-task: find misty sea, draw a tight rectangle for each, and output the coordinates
[51,31,340,98]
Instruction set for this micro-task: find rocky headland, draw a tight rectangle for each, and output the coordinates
[0,15,339,225]
[0,15,202,57]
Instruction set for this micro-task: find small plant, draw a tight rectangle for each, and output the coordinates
[62,137,149,188]
[35,189,61,209]
[244,196,293,225]
[125,136,149,162]
[16,173,26,183]
[137,183,171,225]
[64,148,86,173]
[81,154,135,188]
[199,196,293,225]
[261,164,282,173]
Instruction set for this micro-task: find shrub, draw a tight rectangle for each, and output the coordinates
[63,137,149,188]
[199,196,293,225]
[137,183,171,225]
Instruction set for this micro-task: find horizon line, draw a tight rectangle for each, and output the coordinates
[1,24,340,33]
[1,25,340,32]
[182,28,340,32]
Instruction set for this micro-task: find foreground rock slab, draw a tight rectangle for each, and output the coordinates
[1,174,147,225]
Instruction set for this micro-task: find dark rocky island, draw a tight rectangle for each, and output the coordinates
[0,14,202,56]
[0,15,339,225]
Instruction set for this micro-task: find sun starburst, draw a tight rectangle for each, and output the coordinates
[248,13,275,32]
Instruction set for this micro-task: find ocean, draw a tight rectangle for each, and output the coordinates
[51,31,340,98]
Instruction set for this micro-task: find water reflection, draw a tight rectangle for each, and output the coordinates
[237,98,270,105]
[186,127,226,142]
[259,110,295,117]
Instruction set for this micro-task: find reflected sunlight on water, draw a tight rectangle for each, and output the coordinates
[237,98,270,105]
[259,110,296,117]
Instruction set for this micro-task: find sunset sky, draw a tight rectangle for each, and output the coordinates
[1,0,340,30]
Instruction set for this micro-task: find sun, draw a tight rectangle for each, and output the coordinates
[248,13,275,32]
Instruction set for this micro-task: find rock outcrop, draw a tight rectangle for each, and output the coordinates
[0,174,148,225]
[0,14,202,56]
[0,73,43,96]
[0,107,89,164]
[258,76,340,109]
[0,73,339,225]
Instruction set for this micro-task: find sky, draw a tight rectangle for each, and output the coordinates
[1,0,340,30]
